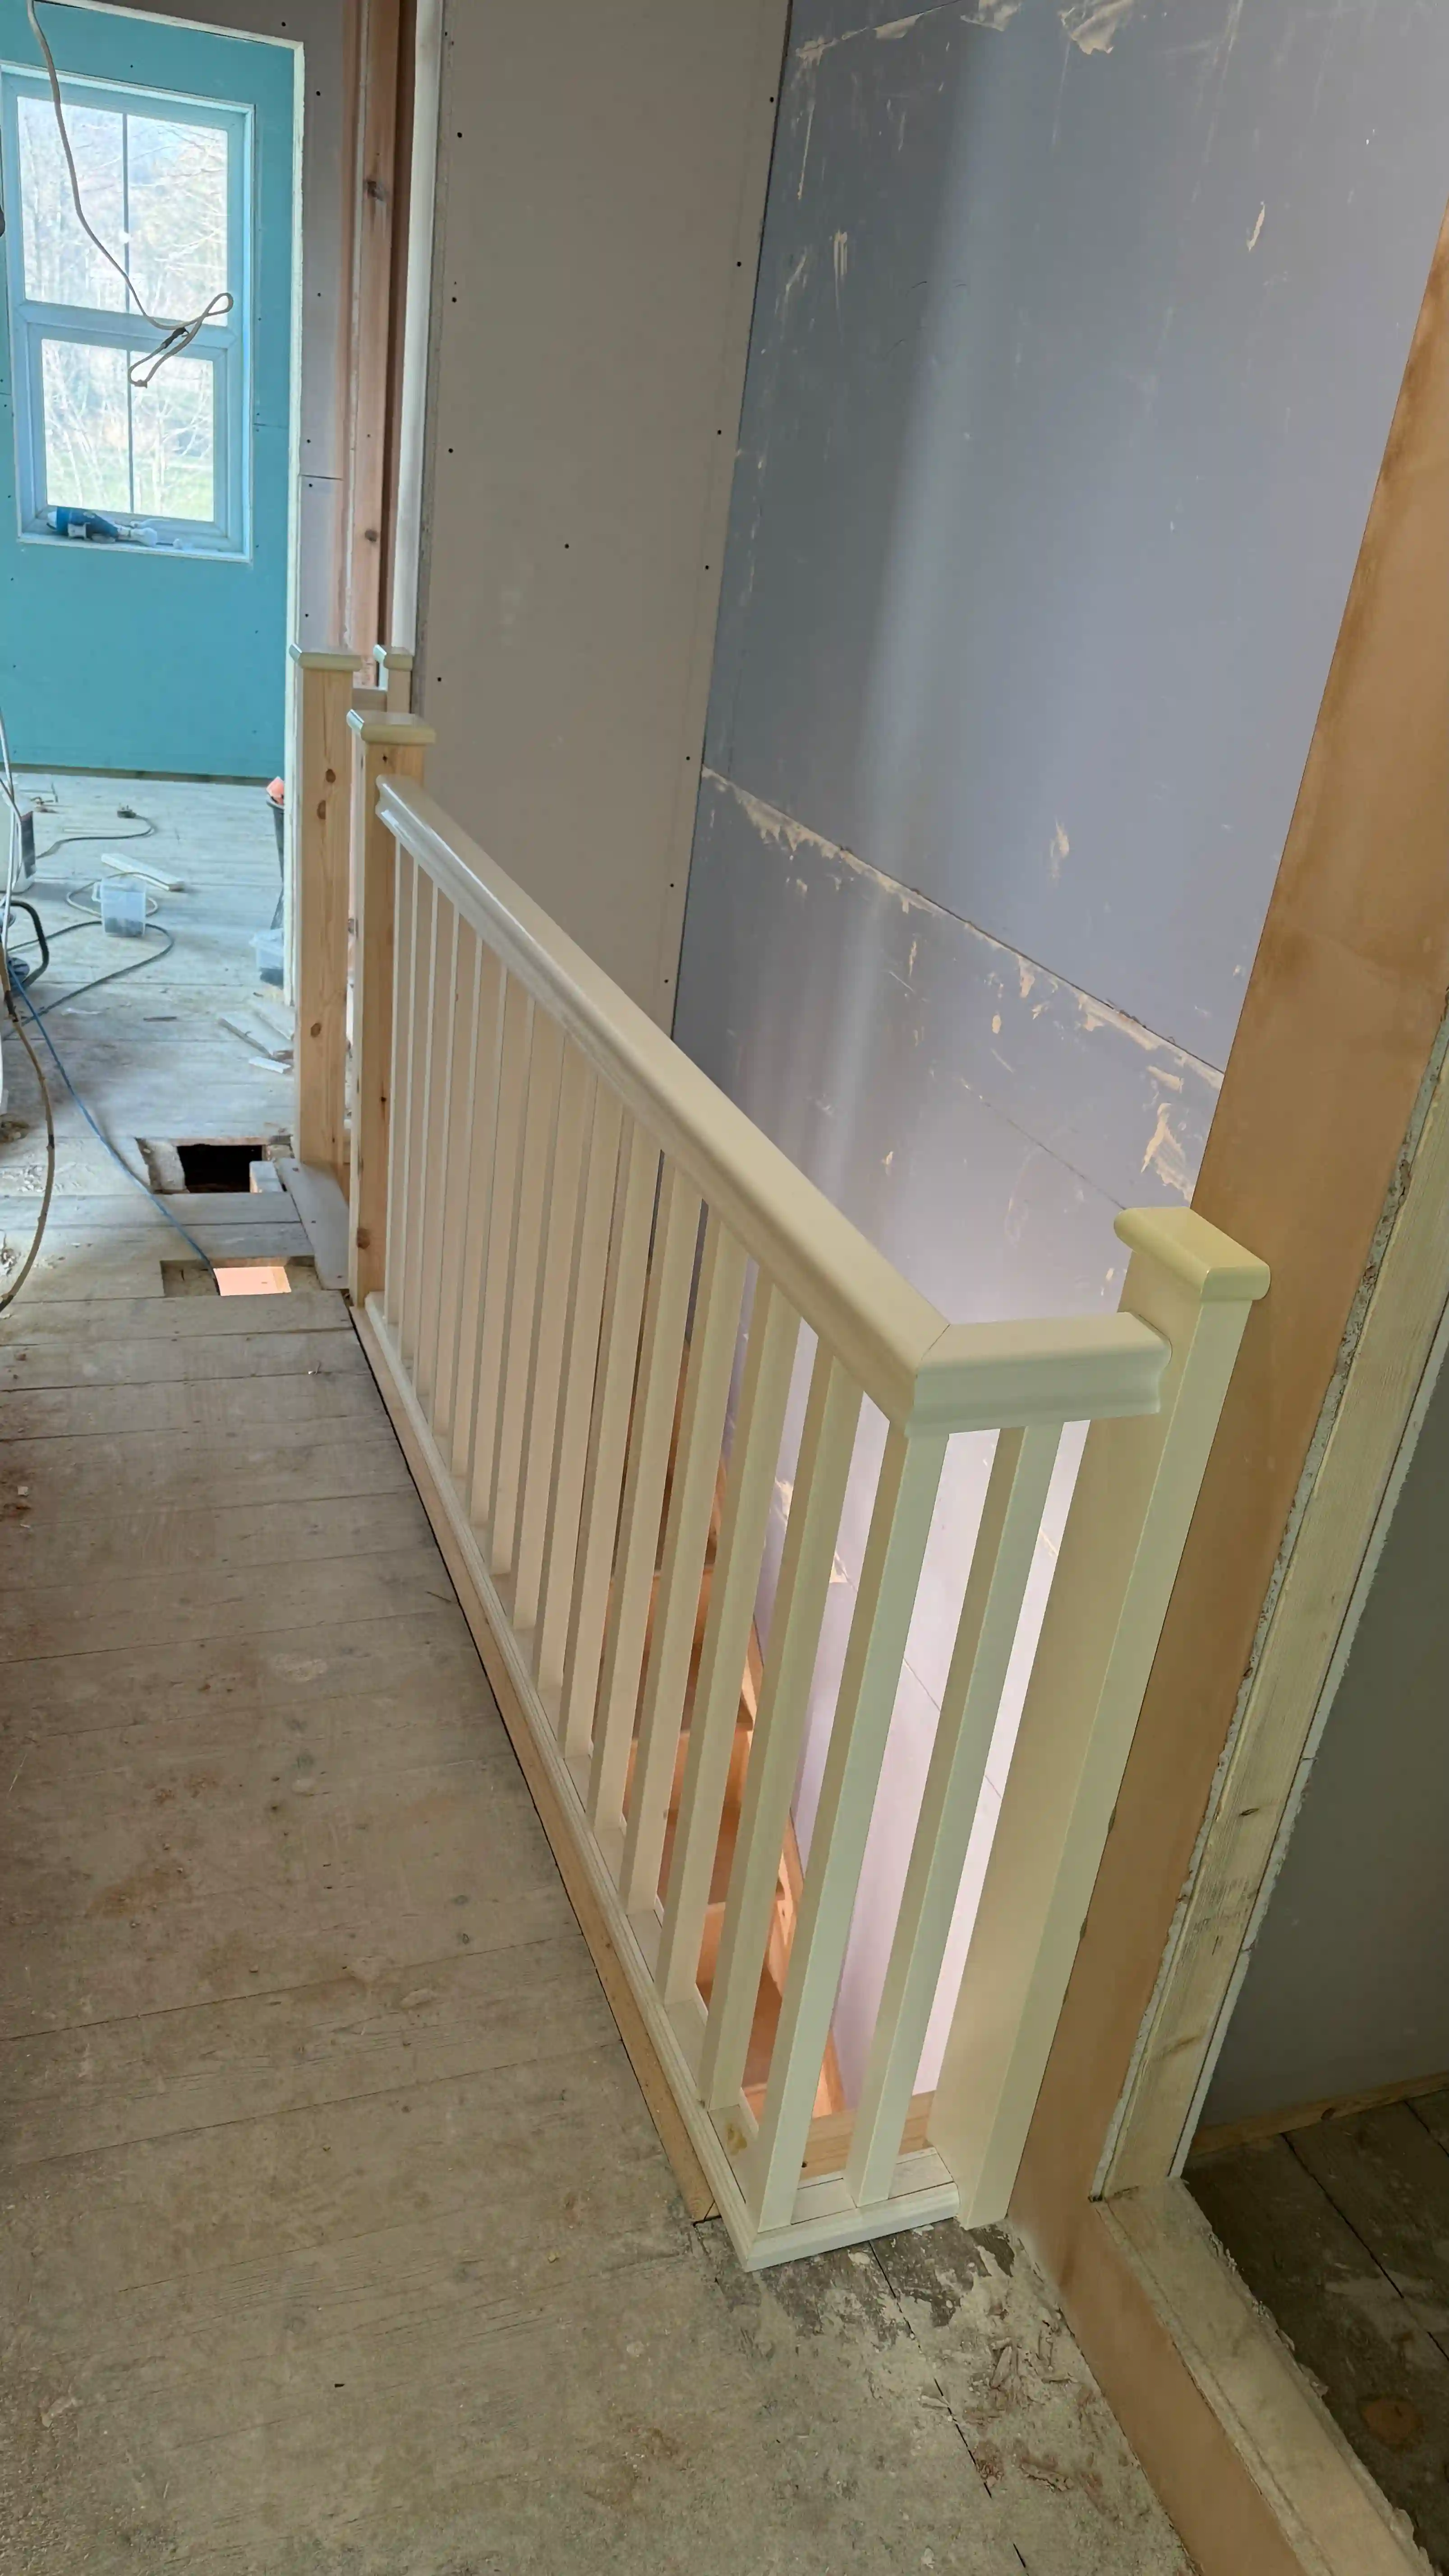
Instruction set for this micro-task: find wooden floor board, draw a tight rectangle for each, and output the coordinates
[0,1418,412,1520]
[0,1289,350,1343]
[0,1322,365,1393]
[1189,2135,1449,2566]
[0,1132,1183,2572]
[0,1608,480,1742]
[0,1488,431,1596]
[0,1369,381,1440]
[0,1542,456,1663]
[1292,2104,1449,2364]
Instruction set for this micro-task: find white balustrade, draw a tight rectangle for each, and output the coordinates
[343,742,1269,2269]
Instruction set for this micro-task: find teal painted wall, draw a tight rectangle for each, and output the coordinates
[0,5,294,776]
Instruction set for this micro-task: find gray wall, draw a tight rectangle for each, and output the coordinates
[674,0,1449,2100]
[1206,1351,1449,2125]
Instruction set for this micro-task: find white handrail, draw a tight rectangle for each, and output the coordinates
[377,776,1171,1432]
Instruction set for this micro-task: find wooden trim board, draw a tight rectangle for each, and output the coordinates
[1106,1042,1449,2190]
[352,1297,718,2222]
[1189,2069,1449,2167]
[1093,2185,1429,2576]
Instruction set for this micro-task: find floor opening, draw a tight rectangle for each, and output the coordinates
[162,1257,317,1298]
[175,1139,268,1193]
[214,1260,292,1297]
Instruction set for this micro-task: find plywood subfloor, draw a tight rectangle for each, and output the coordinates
[1189,2102,1449,2567]
[0,1268,1190,2569]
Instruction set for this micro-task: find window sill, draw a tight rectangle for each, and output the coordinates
[18,527,250,563]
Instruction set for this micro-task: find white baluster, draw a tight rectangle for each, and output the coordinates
[700,1346,860,2116]
[621,1214,749,1915]
[846,1423,1060,2209]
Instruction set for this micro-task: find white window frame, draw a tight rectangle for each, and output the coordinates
[0,64,252,557]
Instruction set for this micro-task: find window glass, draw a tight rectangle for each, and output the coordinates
[40,337,131,509]
[132,354,214,519]
[18,94,125,310]
[126,116,228,317]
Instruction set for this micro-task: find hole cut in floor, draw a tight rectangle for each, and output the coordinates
[176,1140,267,1192]
[163,1258,318,1298]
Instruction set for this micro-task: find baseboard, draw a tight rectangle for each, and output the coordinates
[1067,2183,1429,2576]
[1189,2070,1449,2164]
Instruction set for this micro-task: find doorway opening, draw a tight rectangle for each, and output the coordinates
[0,0,313,1283]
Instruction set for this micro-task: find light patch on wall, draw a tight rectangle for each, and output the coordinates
[1247,203,1266,252]
[704,770,1222,1095]
[796,1,1017,74]
[779,245,814,317]
[1140,1097,1194,1200]
[1060,0,1139,55]
[1049,820,1070,883]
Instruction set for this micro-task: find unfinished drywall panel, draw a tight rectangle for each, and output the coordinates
[701,0,1449,1068]
[685,771,1219,1322]
[415,0,787,1017]
[675,0,1449,2110]
[1203,1345,1449,2127]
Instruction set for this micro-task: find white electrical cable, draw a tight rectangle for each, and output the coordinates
[26,0,234,386]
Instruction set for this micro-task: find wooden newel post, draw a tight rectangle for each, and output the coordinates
[928,1205,1269,2226]
[347,711,436,1306]
[289,647,362,1184]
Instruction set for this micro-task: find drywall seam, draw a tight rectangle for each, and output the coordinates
[701,767,1224,1089]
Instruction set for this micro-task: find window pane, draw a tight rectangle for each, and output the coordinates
[41,340,131,511]
[126,116,229,320]
[19,94,126,310]
[132,355,215,522]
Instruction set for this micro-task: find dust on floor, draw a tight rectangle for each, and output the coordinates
[1,769,293,1218]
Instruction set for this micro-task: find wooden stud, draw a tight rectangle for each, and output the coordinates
[345,713,433,1307]
[290,651,357,1185]
[343,0,401,658]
